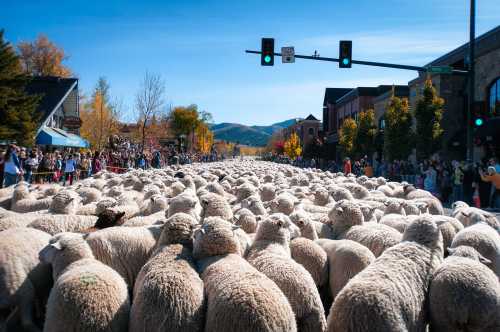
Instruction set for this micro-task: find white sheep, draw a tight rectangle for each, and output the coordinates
[130,213,204,332]
[429,245,500,332]
[39,233,130,332]
[327,216,443,332]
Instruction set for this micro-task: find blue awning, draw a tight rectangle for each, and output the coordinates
[36,127,89,148]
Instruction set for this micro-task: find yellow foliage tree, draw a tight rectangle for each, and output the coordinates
[339,118,358,158]
[195,122,214,154]
[17,34,72,77]
[284,132,302,160]
[80,79,120,149]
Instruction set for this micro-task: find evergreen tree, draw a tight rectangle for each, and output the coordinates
[414,79,444,160]
[384,96,413,161]
[0,30,40,146]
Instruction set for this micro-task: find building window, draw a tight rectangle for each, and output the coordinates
[489,78,500,117]
[308,127,314,136]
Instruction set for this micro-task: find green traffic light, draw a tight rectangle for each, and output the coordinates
[474,118,484,126]
[342,58,350,66]
[264,55,272,63]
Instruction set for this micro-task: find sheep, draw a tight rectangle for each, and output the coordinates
[167,192,200,221]
[84,225,162,290]
[259,183,277,202]
[130,213,204,332]
[290,237,328,287]
[247,214,327,332]
[39,233,130,332]
[193,217,297,332]
[268,192,298,215]
[200,192,233,220]
[328,199,402,257]
[48,190,82,214]
[240,195,267,216]
[0,212,46,231]
[28,215,98,235]
[233,208,258,233]
[315,239,375,302]
[76,187,102,204]
[327,216,444,332]
[123,211,166,227]
[452,201,500,229]
[450,222,500,277]
[429,245,500,332]
[289,210,319,240]
[11,196,52,213]
[0,227,52,332]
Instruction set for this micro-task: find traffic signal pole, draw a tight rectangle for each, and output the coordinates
[245,50,469,75]
[466,0,476,162]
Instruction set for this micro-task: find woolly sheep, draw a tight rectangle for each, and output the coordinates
[0,227,52,332]
[84,225,162,290]
[28,214,98,235]
[76,187,102,204]
[233,208,258,233]
[429,245,500,332]
[327,217,443,332]
[452,201,500,229]
[315,239,375,302]
[200,192,233,220]
[247,214,327,332]
[39,233,130,332]
[138,194,168,216]
[450,222,500,277]
[123,211,165,227]
[49,190,82,215]
[240,194,267,216]
[11,196,52,213]
[167,192,200,221]
[259,183,277,202]
[290,237,328,287]
[193,217,297,332]
[328,200,402,257]
[130,213,204,332]
[289,210,319,240]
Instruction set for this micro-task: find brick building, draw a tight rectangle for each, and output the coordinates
[408,25,500,160]
[282,114,321,150]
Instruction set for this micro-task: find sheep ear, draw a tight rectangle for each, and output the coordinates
[199,228,205,234]
[277,220,283,227]
[232,225,240,231]
[150,196,155,202]
[446,247,456,255]
[51,242,63,250]
[478,254,492,266]
[118,211,126,219]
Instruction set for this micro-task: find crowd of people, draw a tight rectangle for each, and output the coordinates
[263,152,500,209]
[0,142,227,189]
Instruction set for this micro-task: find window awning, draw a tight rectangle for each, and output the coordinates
[36,127,89,148]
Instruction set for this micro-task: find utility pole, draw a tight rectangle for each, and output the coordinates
[467,0,476,162]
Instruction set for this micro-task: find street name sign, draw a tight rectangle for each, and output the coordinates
[282,47,295,63]
[427,66,453,74]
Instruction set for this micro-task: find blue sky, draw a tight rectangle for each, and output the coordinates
[2,0,499,125]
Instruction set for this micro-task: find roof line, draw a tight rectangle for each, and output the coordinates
[36,80,78,135]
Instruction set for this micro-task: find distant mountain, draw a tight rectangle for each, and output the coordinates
[209,118,301,146]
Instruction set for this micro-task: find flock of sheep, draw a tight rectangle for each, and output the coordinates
[0,159,499,332]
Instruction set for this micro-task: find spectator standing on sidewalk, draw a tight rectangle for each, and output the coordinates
[462,162,475,206]
[452,161,464,202]
[92,152,102,174]
[479,166,500,208]
[0,149,5,188]
[62,154,76,186]
[3,145,22,187]
[343,158,352,175]
[24,151,39,183]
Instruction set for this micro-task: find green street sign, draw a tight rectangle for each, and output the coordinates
[427,66,453,74]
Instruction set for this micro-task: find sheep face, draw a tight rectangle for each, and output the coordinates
[255,213,294,243]
[95,209,126,230]
[447,245,492,265]
[328,200,364,226]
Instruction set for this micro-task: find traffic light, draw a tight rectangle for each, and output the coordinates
[339,40,352,68]
[261,38,274,66]
[474,117,484,127]
[472,102,486,128]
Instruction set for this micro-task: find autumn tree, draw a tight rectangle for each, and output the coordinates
[136,72,166,152]
[355,109,377,158]
[0,30,41,146]
[338,118,357,158]
[17,34,72,77]
[195,122,214,154]
[384,96,414,161]
[80,77,121,149]
[414,79,445,160]
[169,105,200,137]
[284,132,302,160]
[266,131,285,154]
